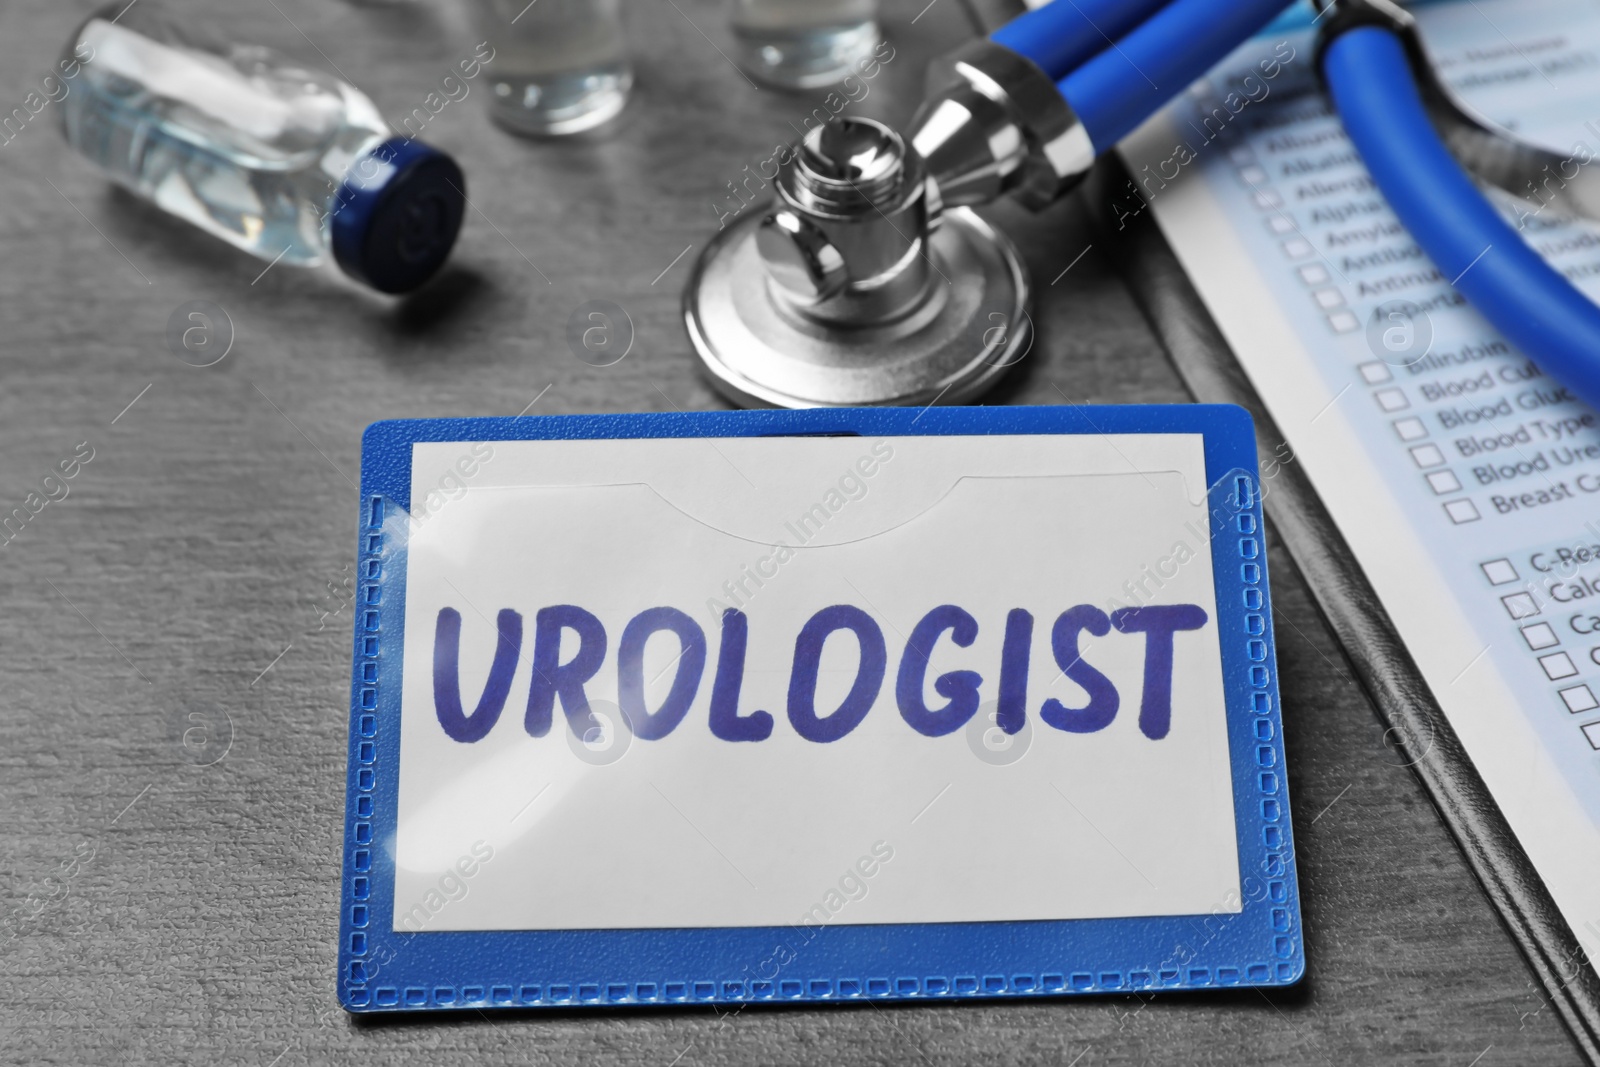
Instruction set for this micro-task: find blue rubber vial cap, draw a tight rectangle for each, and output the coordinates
[331,138,466,294]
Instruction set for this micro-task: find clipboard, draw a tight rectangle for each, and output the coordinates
[1088,156,1600,1062]
[337,405,1304,1012]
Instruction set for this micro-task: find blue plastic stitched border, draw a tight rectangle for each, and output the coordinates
[338,404,1303,1012]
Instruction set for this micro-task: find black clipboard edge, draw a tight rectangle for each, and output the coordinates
[1086,154,1600,1064]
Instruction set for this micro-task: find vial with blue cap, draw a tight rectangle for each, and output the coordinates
[58,3,466,294]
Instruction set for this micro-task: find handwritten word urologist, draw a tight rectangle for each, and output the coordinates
[431,601,1209,746]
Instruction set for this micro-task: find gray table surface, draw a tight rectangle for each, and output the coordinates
[0,0,1584,1063]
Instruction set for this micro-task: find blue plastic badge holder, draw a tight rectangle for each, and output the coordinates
[339,404,1303,1012]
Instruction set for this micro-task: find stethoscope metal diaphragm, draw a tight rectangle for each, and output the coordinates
[683,117,1032,409]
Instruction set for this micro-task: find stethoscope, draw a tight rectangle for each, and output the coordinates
[682,0,1600,414]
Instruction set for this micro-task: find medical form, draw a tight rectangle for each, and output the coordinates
[1121,0,1600,975]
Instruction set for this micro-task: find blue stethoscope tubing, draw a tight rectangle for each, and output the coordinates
[988,0,1600,413]
[1325,27,1600,412]
[994,0,1294,150]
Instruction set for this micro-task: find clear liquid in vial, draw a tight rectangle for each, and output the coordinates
[59,4,391,267]
[473,0,632,137]
[730,0,880,90]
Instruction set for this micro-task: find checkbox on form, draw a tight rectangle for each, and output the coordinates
[1562,685,1598,714]
[1411,444,1446,468]
[1502,592,1540,619]
[1394,417,1428,441]
[1481,558,1519,584]
[1521,623,1559,650]
[1427,470,1462,495]
[1375,388,1409,412]
[1540,652,1579,680]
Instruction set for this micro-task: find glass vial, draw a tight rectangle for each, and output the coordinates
[58,2,466,293]
[730,0,880,90]
[470,0,631,137]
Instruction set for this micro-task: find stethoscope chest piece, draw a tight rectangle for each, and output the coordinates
[683,118,1031,409]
